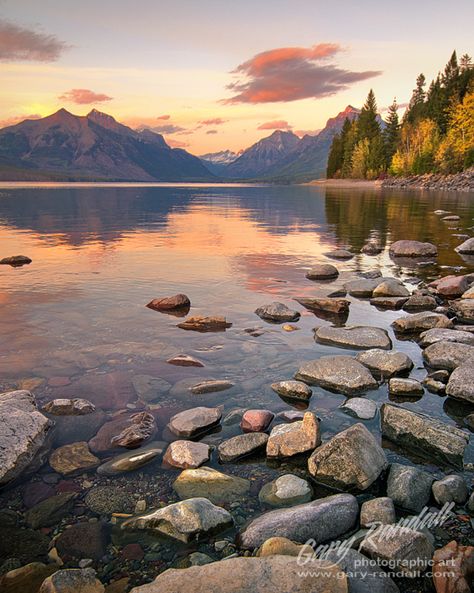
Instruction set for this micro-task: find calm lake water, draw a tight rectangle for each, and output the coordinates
[1,184,473,584]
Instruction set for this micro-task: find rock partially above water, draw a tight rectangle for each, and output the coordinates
[218,432,268,462]
[168,406,222,437]
[295,297,350,315]
[419,328,474,348]
[255,302,300,322]
[423,341,474,370]
[49,441,100,475]
[455,237,474,254]
[259,474,312,507]
[430,275,469,298]
[271,380,312,402]
[345,277,386,297]
[173,467,250,503]
[0,390,53,486]
[166,354,204,367]
[308,423,387,490]
[240,409,274,432]
[266,412,320,458]
[388,378,424,396]
[0,255,32,266]
[177,316,232,332]
[315,325,392,350]
[370,296,408,309]
[361,242,383,255]
[295,355,378,395]
[403,294,437,311]
[339,397,377,420]
[146,294,191,311]
[110,412,156,448]
[189,380,234,394]
[237,493,358,550]
[389,240,438,258]
[356,349,413,377]
[446,363,474,404]
[372,279,410,298]
[163,440,210,469]
[122,497,233,543]
[305,264,339,280]
[381,403,469,468]
[392,312,453,333]
[324,249,353,259]
[42,398,95,415]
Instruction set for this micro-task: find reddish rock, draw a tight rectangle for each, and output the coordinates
[166,354,204,367]
[241,410,274,433]
[146,294,191,312]
[120,543,144,561]
[110,412,156,449]
[23,482,55,508]
[55,521,109,561]
[430,275,469,298]
[433,540,474,593]
[56,480,82,494]
[177,316,232,332]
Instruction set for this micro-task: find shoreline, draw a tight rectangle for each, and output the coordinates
[305,178,382,189]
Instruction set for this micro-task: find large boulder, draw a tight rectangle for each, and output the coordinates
[173,467,250,503]
[128,556,348,593]
[389,240,437,258]
[380,403,469,468]
[266,413,320,458]
[386,463,433,512]
[237,493,358,550]
[0,390,53,486]
[446,363,474,404]
[255,302,300,323]
[314,325,392,350]
[122,497,233,543]
[422,341,474,370]
[307,423,387,490]
[392,312,453,333]
[355,349,413,377]
[168,407,222,438]
[295,356,378,395]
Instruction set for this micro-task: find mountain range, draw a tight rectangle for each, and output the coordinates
[0,109,215,181]
[0,105,364,182]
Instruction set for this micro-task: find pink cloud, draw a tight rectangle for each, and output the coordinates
[59,89,113,105]
[0,19,69,62]
[258,120,292,130]
[225,43,381,103]
[199,117,227,125]
[157,114,170,120]
[0,113,42,128]
[167,138,190,148]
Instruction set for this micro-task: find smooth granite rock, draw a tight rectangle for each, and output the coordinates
[271,380,312,402]
[356,349,413,377]
[386,463,434,512]
[295,356,378,395]
[314,325,392,350]
[419,328,474,348]
[255,302,300,323]
[168,407,222,438]
[392,312,453,333]
[173,467,250,503]
[423,341,474,370]
[259,474,313,507]
[446,363,474,403]
[266,413,320,458]
[389,240,437,258]
[218,432,268,462]
[163,440,210,469]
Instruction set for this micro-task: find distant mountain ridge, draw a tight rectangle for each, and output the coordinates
[0,109,215,181]
[199,149,240,175]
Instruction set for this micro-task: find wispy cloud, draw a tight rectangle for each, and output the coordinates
[167,138,189,148]
[146,124,186,134]
[199,117,227,125]
[0,113,42,128]
[0,19,69,62]
[59,88,113,104]
[225,43,381,103]
[258,120,292,130]
[156,114,170,120]
[206,129,218,134]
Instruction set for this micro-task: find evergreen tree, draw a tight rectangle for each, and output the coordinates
[383,98,400,166]
[405,74,426,123]
[326,117,352,178]
[357,89,380,140]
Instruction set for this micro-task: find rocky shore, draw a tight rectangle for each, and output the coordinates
[1,235,474,592]
[382,167,474,192]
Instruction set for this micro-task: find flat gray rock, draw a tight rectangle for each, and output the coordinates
[315,325,392,350]
[446,363,474,403]
[372,279,410,297]
[168,407,222,438]
[388,378,423,396]
[345,277,387,297]
[307,423,387,490]
[255,302,300,322]
[295,355,378,395]
[0,390,53,486]
[387,463,433,512]
[392,312,453,333]
[356,349,413,377]
[218,432,268,462]
[122,497,233,543]
[381,403,469,468]
[419,328,474,348]
[422,341,474,370]
[237,493,358,550]
[339,397,377,420]
[389,240,437,258]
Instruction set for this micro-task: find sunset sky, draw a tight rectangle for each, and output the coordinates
[1,0,473,154]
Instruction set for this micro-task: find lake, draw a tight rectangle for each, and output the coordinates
[0,184,473,585]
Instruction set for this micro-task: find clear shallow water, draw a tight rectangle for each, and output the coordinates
[0,184,473,584]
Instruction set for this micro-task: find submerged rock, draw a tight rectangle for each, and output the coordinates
[166,354,204,367]
[127,556,347,593]
[25,492,76,528]
[97,441,166,475]
[271,380,312,402]
[392,311,453,333]
[295,355,378,395]
[55,521,108,561]
[259,474,312,507]
[389,240,437,258]
[314,325,392,350]
[0,562,58,593]
[131,375,171,402]
[307,423,387,490]
[42,399,95,416]
[49,442,100,475]
[380,403,469,468]
[189,380,234,394]
[356,349,413,377]
[146,294,190,311]
[386,463,433,512]
[0,390,53,486]
[163,440,210,469]
[173,467,250,503]
[122,497,233,543]
[305,264,339,280]
[177,316,232,332]
[168,406,222,438]
[218,432,268,462]
[237,493,358,550]
[255,302,300,323]
[266,412,320,458]
[324,249,353,259]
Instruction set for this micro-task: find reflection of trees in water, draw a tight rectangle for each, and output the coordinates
[325,188,474,258]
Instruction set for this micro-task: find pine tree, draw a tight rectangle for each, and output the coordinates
[405,74,426,123]
[383,98,400,166]
[460,54,473,72]
[357,89,380,140]
[326,117,352,178]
